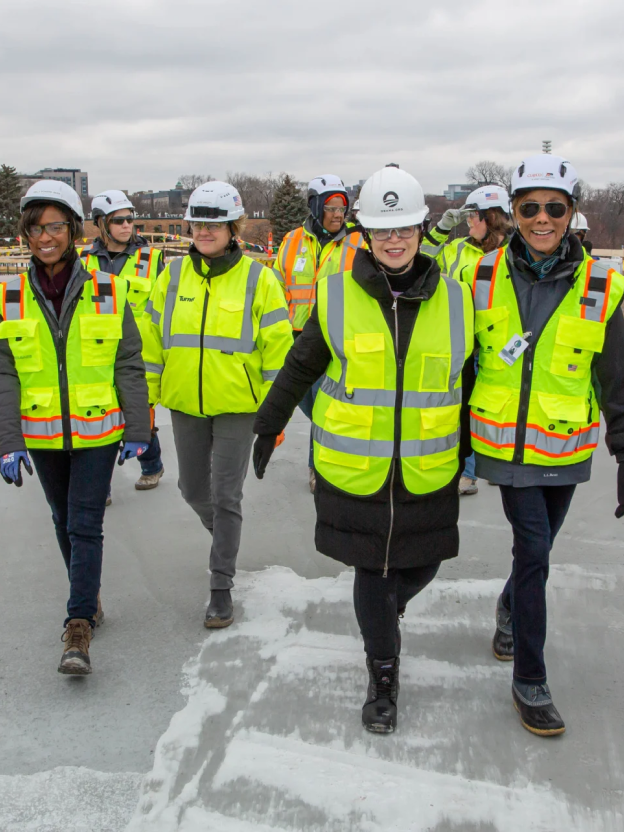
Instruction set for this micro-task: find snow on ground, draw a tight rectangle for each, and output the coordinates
[127,565,624,832]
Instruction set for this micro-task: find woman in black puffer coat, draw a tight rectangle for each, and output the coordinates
[253,168,475,734]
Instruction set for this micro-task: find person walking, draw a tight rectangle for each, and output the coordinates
[273,174,365,493]
[253,167,475,734]
[421,186,513,496]
[0,181,150,675]
[79,190,165,493]
[142,181,293,628]
[469,155,624,736]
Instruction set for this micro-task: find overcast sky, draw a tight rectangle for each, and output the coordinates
[2,0,623,196]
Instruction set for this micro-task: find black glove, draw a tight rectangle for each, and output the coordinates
[253,434,278,479]
[616,462,624,519]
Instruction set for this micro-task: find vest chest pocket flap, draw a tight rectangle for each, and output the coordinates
[126,276,152,310]
[419,404,460,470]
[475,306,509,368]
[319,399,373,470]
[469,383,514,417]
[21,386,55,412]
[217,299,245,339]
[75,382,114,409]
[79,316,122,367]
[550,315,606,379]
[0,318,43,373]
[345,333,385,391]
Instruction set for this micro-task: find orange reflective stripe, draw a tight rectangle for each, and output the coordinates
[488,248,505,309]
[282,228,305,289]
[601,269,613,323]
[472,256,484,299]
[134,248,142,277]
[0,280,5,320]
[580,259,592,321]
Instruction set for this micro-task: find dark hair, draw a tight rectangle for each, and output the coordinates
[471,207,514,254]
[18,201,84,261]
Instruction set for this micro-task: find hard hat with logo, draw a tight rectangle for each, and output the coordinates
[511,154,580,202]
[571,211,589,231]
[357,168,428,229]
[20,180,84,221]
[183,181,244,222]
[307,174,349,222]
[463,185,510,215]
[92,190,135,220]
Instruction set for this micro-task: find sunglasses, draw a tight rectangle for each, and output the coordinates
[518,201,568,220]
[370,226,417,242]
[27,222,69,238]
[109,216,135,226]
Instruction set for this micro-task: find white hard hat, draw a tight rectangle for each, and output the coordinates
[307,174,347,201]
[184,181,244,222]
[20,180,84,221]
[92,189,135,220]
[353,199,360,211]
[463,185,510,215]
[357,168,428,229]
[511,154,580,201]
[571,211,589,231]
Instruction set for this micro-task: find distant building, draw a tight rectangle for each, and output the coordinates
[130,182,193,217]
[19,168,89,197]
[444,183,473,202]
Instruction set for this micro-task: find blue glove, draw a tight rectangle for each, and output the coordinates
[1,451,33,487]
[117,441,150,466]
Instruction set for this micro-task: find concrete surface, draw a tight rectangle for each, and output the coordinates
[1,408,623,831]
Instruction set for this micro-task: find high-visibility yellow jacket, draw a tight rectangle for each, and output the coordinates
[78,240,163,341]
[311,269,474,496]
[142,253,293,417]
[274,220,365,330]
[469,247,624,466]
[421,227,508,283]
[0,268,128,450]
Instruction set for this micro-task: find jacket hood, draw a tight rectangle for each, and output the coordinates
[90,235,150,257]
[304,215,347,245]
[351,248,441,306]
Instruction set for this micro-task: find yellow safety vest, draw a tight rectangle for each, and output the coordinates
[312,270,474,496]
[142,254,293,417]
[469,247,624,465]
[0,269,128,450]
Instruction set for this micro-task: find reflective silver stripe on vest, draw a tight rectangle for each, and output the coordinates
[338,240,359,272]
[134,249,152,279]
[582,261,612,323]
[94,272,115,315]
[470,414,516,449]
[260,307,289,328]
[321,375,396,407]
[447,240,467,280]
[525,423,600,457]
[272,267,285,287]
[79,244,94,255]
[145,362,164,375]
[473,250,499,310]
[21,416,64,438]
[145,299,160,325]
[312,423,457,459]
[163,258,262,355]
[262,369,279,381]
[70,410,125,438]
[445,277,466,384]
[2,277,23,320]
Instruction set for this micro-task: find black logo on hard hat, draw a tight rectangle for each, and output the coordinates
[383,191,399,208]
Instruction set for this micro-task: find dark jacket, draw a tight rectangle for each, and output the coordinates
[84,235,165,276]
[475,232,624,487]
[0,258,151,456]
[255,248,476,571]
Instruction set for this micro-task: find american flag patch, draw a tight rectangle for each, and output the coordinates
[484,192,498,201]
[568,364,578,372]
[233,195,242,207]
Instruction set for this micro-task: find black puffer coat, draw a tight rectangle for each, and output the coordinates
[254,248,475,571]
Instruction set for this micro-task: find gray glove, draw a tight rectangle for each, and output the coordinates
[438,208,470,231]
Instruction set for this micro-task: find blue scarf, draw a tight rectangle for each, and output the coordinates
[523,241,565,279]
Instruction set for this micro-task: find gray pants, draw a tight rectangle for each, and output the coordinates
[171,411,255,590]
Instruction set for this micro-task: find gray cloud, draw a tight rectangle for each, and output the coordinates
[2,0,623,195]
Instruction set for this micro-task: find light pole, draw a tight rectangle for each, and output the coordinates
[542,140,552,154]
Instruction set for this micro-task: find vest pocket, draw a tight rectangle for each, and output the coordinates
[21,386,54,411]
[550,315,605,379]
[126,277,152,313]
[79,316,122,367]
[419,354,451,392]
[0,318,43,373]
[216,299,245,339]
[319,399,373,469]
[475,306,509,369]
[418,404,460,470]
[75,383,114,407]
[344,332,385,391]
[532,392,588,456]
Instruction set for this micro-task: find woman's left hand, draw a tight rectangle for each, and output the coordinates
[118,441,150,466]
[253,434,279,479]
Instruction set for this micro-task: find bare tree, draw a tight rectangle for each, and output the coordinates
[178,174,213,189]
[465,160,514,191]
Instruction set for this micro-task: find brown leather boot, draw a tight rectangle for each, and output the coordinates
[135,467,164,491]
[91,592,104,631]
[58,619,92,675]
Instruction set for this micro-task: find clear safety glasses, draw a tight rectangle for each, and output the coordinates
[324,206,347,215]
[370,226,417,242]
[27,222,70,238]
[191,221,228,231]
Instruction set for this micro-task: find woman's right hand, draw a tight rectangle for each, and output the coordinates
[253,434,279,479]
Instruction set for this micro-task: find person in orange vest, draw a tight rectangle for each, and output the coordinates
[274,174,365,492]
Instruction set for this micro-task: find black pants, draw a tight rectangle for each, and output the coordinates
[353,564,440,659]
[499,484,576,684]
[31,443,118,626]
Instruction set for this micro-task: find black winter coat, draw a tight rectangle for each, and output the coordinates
[255,249,475,571]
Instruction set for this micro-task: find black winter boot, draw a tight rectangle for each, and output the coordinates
[204,590,234,629]
[492,594,514,661]
[512,681,565,737]
[362,657,400,734]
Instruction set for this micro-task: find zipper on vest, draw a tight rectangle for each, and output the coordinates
[243,364,258,404]
[383,459,396,578]
[198,287,209,416]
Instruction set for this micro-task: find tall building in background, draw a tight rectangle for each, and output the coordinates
[19,168,89,197]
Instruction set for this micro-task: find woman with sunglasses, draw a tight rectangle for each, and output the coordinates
[469,155,624,736]
[253,167,475,734]
[79,191,166,495]
[142,182,292,629]
[0,181,150,675]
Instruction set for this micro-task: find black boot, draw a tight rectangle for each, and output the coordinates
[362,657,400,734]
[512,681,565,737]
[204,589,234,629]
[492,594,514,661]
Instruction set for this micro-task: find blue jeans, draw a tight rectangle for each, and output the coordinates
[462,452,476,480]
[499,484,576,684]
[138,426,163,476]
[30,443,119,626]
[298,377,322,468]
